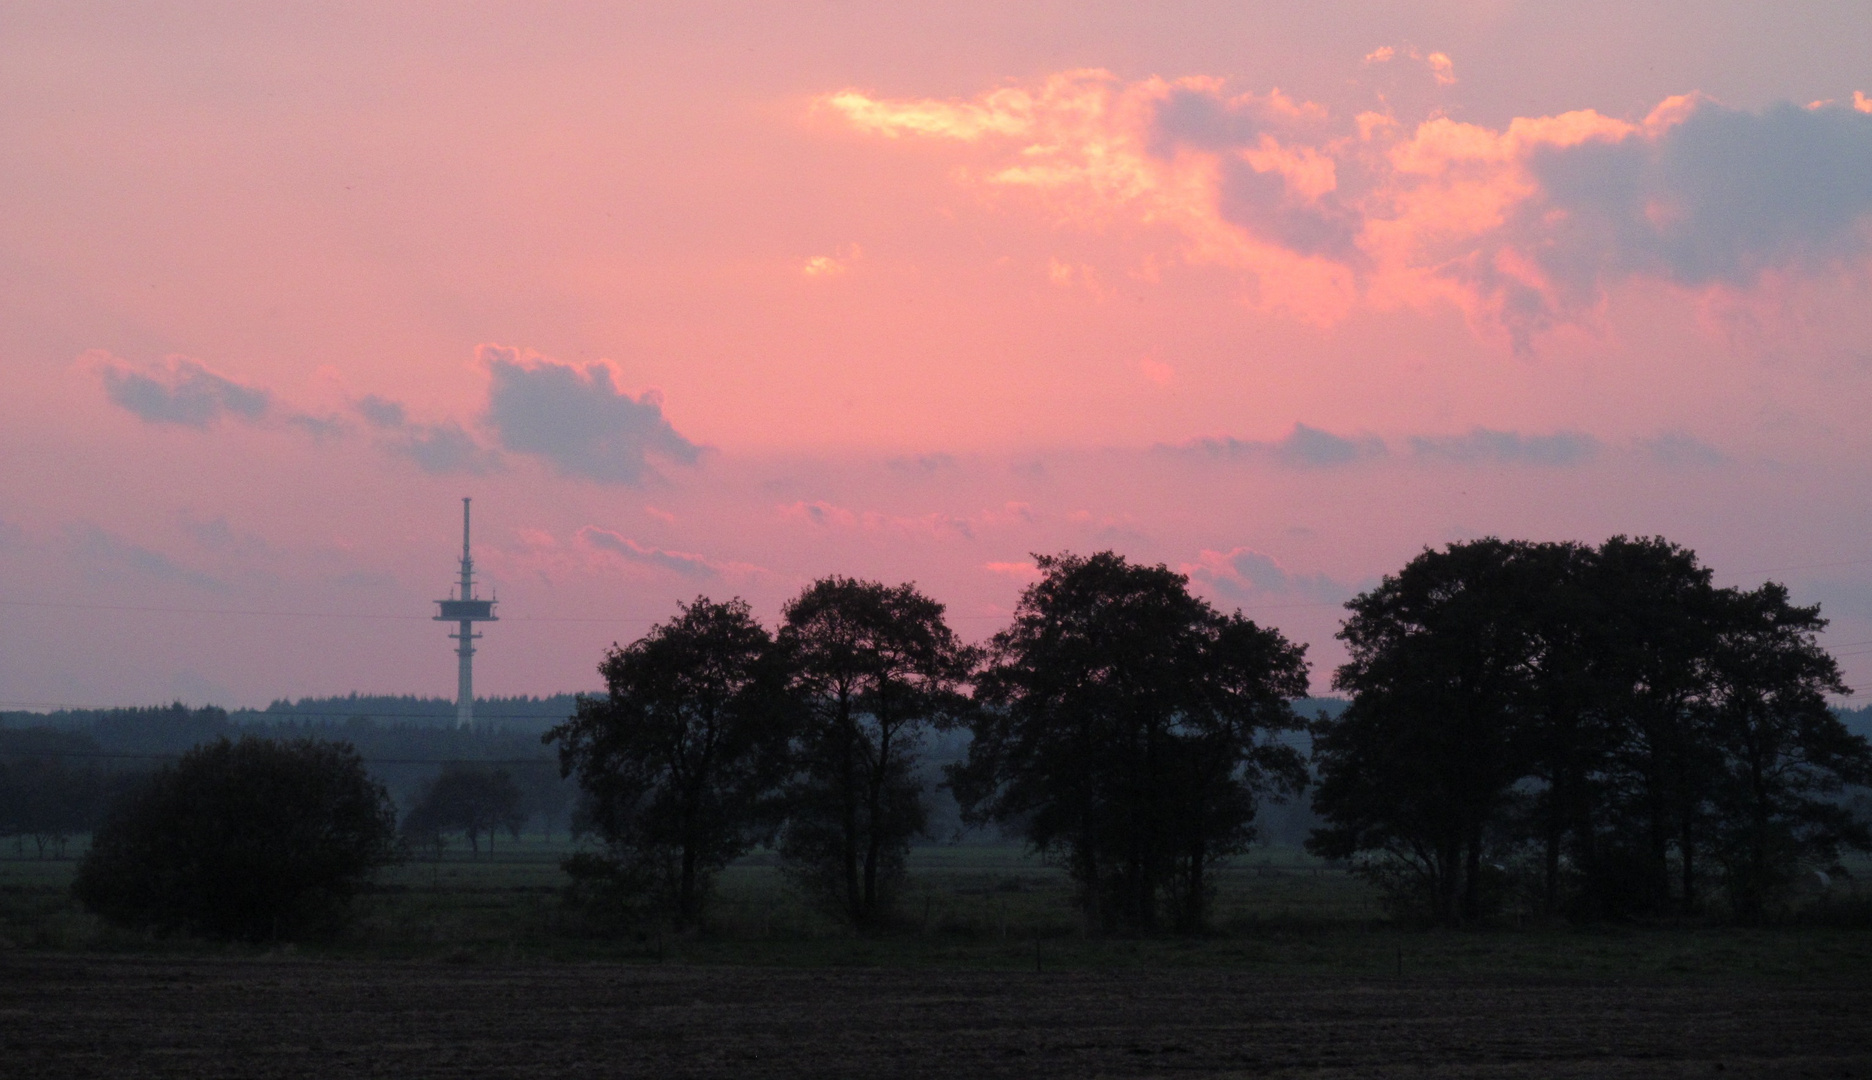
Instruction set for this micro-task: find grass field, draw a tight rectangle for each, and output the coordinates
[6,839,1871,980]
[8,842,1872,1076]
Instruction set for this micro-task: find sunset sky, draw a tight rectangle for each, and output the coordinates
[5,2,1872,709]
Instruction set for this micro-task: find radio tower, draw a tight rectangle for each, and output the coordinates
[435,497,497,729]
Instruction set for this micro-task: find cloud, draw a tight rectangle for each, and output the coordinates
[779,500,979,540]
[781,500,859,529]
[984,560,1041,580]
[66,523,226,591]
[286,413,348,440]
[1364,45,1457,87]
[1184,546,1348,604]
[803,245,861,277]
[1408,427,1600,466]
[1521,99,1872,303]
[823,73,1872,346]
[577,526,760,580]
[480,345,702,485]
[1166,423,1387,468]
[886,452,958,476]
[92,353,270,428]
[177,512,269,557]
[355,393,500,476]
[1639,431,1730,467]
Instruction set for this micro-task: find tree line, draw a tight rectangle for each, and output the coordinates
[0,707,579,857]
[1311,536,1872,925]
[547,555,1313,934]
[552,540,1870,932]
[32,536,1872,941]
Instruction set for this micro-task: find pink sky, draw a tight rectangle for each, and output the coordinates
[5,3,1872,707]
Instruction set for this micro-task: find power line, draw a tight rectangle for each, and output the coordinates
[0,748,562,766]
[0,598,652,625]
[0,700,584,719]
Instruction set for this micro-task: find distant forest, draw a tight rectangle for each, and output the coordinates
[0,693,1352,850]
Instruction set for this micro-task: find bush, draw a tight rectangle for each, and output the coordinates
[72,736,399,941]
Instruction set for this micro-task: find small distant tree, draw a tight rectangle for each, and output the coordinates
[548,597,794,928]
[511,760,574,841]
[72,736,399,941]
[778,577,977,929]
[0,728,111,858]
[402,766,524,856]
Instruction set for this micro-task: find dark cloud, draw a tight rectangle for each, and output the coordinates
[1409,428,1599,466]
[1168,424,1387,468]
[1640,432,1731,468]
[95,354,270,428]
[355,393,500,476]
[177,512,268,556]
[1214,158,1362,261]
[67,523,226,591]
[480,346,701,485]
[355,395,407,428]
[286,413,347,440]
[1526,99,1872,298]
[1149,88,1363,261]
[887,452,958,476]
[1186,546,1350,605]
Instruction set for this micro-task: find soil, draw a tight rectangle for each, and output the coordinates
[3,954,1868,1078]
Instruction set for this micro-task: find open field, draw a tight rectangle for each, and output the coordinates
[5,953,1872,1078]
[7,843,1872,1075]
[6,842,1872,978]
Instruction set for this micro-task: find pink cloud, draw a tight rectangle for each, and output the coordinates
[576,526,764,580]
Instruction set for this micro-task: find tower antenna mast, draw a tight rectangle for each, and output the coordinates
[435,497,497,728]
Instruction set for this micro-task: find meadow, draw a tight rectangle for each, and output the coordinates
[7,839,1871,979]
[9,841,1872,1077]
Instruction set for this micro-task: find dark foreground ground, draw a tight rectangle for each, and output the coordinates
[4,955,1870,1078]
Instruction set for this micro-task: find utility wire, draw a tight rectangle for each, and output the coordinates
[0,748,561,766]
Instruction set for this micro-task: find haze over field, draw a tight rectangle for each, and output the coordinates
[4,3,1872,707]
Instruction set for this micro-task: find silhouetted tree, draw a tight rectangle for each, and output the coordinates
[72,736,398,941]
[1581,535,1725,917]
[956,552,1309,933]
[1312,535,1872,924]
[402,766,524,856]
[1703,582,1871,922]
[547,597,793,927]
[1310,540,1550,925]
[777,577,976,928]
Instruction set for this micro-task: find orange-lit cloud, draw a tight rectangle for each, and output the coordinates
[822,74,1872,350]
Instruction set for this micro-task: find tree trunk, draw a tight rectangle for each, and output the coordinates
[1679,821,1697,917]
[1462,830,1483,924]
[862,718,890,922]
[680,843,698,927]
[838,696,863,926]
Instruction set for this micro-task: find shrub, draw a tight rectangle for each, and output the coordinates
[72,736,399,941]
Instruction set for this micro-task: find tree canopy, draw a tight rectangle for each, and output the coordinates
[1309,537,1872,924]
[777,577,977,928]
[402,765,525,856]
[954,551,1309,932]
[546,596,793,926]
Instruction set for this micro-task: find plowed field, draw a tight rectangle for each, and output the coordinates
[5,955,1869,1078]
